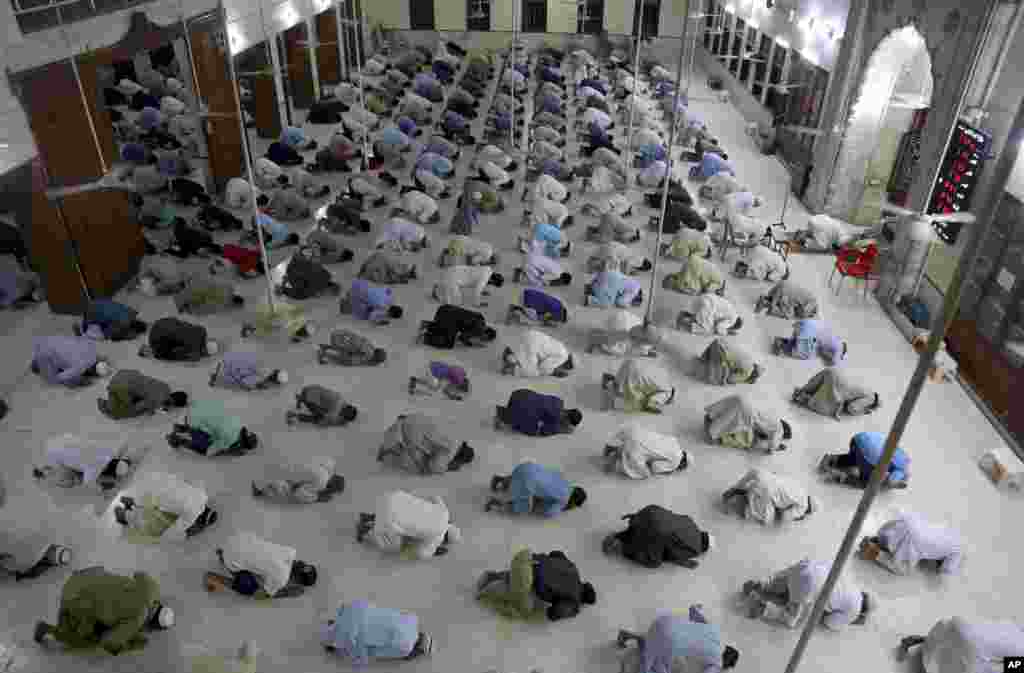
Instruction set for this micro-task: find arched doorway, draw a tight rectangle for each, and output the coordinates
[827,25,933,224]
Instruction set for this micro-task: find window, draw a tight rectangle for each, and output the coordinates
[739,26,758,83]
[11,0,150,36]
[409,0,435,29]
[578,0,603,33]
[523,0,546,32]
[467,0,490,30]
[751,34,771,98]
[729,19,744,74]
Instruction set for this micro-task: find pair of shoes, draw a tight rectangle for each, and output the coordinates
[490,476,505,492]
[484,497,502,512]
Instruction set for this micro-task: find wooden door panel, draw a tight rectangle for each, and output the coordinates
[284,24,314,109]
[20,63,105,188]
[252,75,282,139]
[75,51,119,172]
[316,11,341,86]
[60,190,144,299]
[189,23,245,192]
[27,160,90,314]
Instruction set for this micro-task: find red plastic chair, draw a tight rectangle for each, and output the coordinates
[829,244,879,297]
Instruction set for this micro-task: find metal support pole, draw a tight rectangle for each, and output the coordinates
[642,5,688,328]
[261,3,290,130]
[623,4,643,192]
[335,0,348,80]
[307,17,321,100]
[509,4,516,149]
[782,89,1024,673]
[349,6,370,168]
[221,1,276,311]
[63,28,108,176]
[179,2,203,104]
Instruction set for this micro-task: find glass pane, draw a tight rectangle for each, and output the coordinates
[926,239,961,293]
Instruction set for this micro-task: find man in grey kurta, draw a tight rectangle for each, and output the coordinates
[742,558,872,631]
[755,280,819,319]
[286,385,358,427]
[358,251,417,285]
[377,413,476,475]
[792,368,880,420]
[252,456,346,504]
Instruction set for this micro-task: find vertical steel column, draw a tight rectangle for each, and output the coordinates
[63,27,108,176]
[335,0,348,80]
[261,3,291,129]
[642,1,688,328]
[623,1,643,191]
[782,88,1024,673]
[222,1,276,310]
[307,17,321,100]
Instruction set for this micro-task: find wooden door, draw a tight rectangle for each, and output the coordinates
[284,24,314,110]
[26,160,90,314]
[252,74,282,139]
[75,51,119,172]
[189,20,246,192]
[18,62,144,306]
[316,10,342,86]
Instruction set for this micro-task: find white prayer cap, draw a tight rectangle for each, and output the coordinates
[94,362,111,377]
[157,606,175,628]
[471,192,482,201]
[705,533,715,551]
[206,340,219,356]
[114,460,130,478]
[275,369,289,385]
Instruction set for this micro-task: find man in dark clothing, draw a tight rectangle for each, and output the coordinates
[278,256,340,300]
[494,389,582,437]
[139,317,218,362]
[417,304,497,349]
[476,550,597,622]
[602,505,713,569]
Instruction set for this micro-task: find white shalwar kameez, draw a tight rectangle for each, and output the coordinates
[609,425,685,479]
[877,512,964,575]
[399,191,438,223]
[921,618,1024,673]
[434,265,495,307]
[729,469,812,525]
[220,532,298,596]
[371,491,459,560]
[507,329,570,377]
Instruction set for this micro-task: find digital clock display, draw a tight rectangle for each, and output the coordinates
[927,121,989,244]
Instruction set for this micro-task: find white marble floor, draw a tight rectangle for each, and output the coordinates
[0,51,1016,673]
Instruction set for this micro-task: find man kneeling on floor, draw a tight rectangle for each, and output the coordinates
[501,329,574,378]
[111,471,218,539]
[34,568,174,655]
[495,389,582,436]
[603,425,688,479]
[741,559,873,630]
[320,601,434,664]
[616,608,740,673]
[252,456,345,503]
[377,413,476,474]
[33,433,138,492]
[98,369,188,419]
[722,469,817,525]
[603,505,710,569]
[166,399,259,457]
[209,351,288,390]
[408,361,472,400]
[476,549,597,621]
[418,304,497,348]
[357,490,461,558]
[506,288,568,326]
[705,395,791,453]
[75,298,148,342]
[859,511,963,576]
[31,336,111,387]
[205,532,318,599]
[602,358,675,413]
[317,329,387,366]
[285,385,358,427]
[485,461,587,517]
[818,431,910,490]
[341,278,404,325]
[139,316,219,362]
